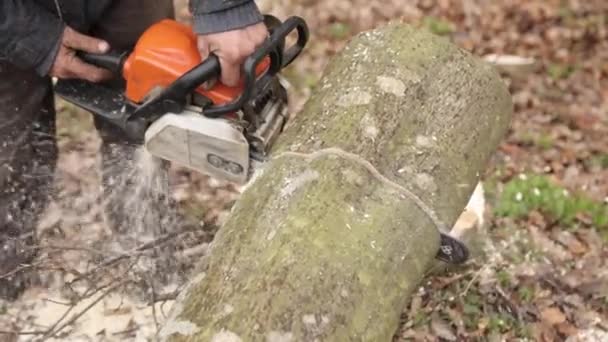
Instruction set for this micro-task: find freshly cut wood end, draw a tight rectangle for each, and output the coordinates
[483,54,537,78]
[447,182,487,262]
[453,182,486,237]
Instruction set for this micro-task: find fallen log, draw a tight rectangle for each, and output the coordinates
[160,21,512,341]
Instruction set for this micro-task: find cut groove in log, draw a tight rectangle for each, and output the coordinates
[160,21,512,342]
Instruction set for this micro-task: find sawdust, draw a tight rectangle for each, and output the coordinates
[99,144,188,289]
[103,146,174,246]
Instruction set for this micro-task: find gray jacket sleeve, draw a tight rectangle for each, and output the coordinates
[189,0,263,34]
[0,1,64,76]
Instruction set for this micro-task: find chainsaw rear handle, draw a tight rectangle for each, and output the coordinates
[77,50,129,75]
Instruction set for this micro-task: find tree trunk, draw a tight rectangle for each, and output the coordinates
[160,22,512,341]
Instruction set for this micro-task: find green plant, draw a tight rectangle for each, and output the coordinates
[536,134,555,150]
[585,153,608,170]
[487,313,515,334]
[517,285,534,302]
[495,174,608,231]
[547,63,576,80]
[423,16,454,36]
[328,22,351,40]
[497,269,512,287]
[412,311,430,327]
[520,132,554,150]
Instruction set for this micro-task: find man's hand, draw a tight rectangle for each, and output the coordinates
[50,27,113,82]
[197,22,268,87]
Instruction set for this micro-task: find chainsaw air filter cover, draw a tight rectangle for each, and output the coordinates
[144,108,251,184]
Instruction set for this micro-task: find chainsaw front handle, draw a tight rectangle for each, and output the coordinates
[128,15,309,122]
[189,15,310,118]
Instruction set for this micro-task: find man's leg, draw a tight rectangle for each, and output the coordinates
[0,65,57,299]
[87,2,191,290]
[91,0,175,51]
[89,0,176,238]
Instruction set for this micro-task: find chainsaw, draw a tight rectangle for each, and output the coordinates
[54,15,309,185]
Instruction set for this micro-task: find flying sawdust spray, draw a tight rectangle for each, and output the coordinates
[100,143,182,287]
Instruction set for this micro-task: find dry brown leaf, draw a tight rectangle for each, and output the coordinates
[554,231,588,255]
[430,316,457,341]
[541,307,567,325]
[556,322,579,337]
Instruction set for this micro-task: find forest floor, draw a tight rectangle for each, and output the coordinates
[1,0,607,341]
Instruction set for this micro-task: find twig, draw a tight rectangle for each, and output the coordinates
[435,271,473,290]
[43,298,73,306]
[461,264,487,296]
[40,280,121,339]
[42,280,127,340]
[150,290,179,304]
[78,259,137,300]
[0,260,42,280]
[69,228,192,285]
[181,243,210,258]
[0,330,46,336]
[147,275,160,333]
[41,303,76,339]
[112,327,139,336]
[36,243,111,257]
[495,285,523,321]
[46,260,137,339]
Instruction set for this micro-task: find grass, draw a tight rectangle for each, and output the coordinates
[422,16,454,36]
[327,22,351,40]
[520,132,555,150]
[497,269,513,287]
[494,174,608,231]
[456,277,531,339]
[517,285,534,302]
[547,63,576,80]
[585,153,608,170]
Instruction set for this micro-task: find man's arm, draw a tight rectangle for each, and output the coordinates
[189,0,264,34]
[0,1,114,81]
[0,1,65,76]
[190,0,268,86]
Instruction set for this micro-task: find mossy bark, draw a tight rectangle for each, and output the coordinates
[161,22,512,342]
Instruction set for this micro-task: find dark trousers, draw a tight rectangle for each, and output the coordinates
[0,0,175,299]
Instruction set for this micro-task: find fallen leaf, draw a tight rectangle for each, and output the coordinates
[556,322,578,337]
[431,316,457,341]
[408,294,423,319]
[554,231,588,255]
[578,280,608,298]
[562,294,585,309]
[541,307,567,325]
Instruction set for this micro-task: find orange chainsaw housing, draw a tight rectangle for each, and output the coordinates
[122,19,270,105]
